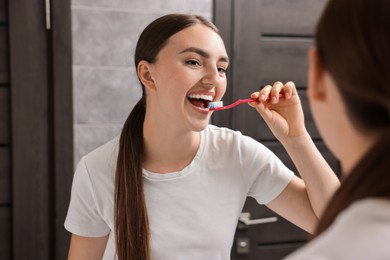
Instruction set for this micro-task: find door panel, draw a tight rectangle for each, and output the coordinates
[260,0,327,36]
[0,26,7,83]
[0,147,10,203]
[0,88,9,143]
[0,147,10,259]
[0,1,10,258]
[258,38,312,87]
[214,0,336,259]
[7,0,73,259]
[0,208,10,259]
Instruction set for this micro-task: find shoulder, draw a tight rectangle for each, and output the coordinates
[205,124,272,156]
[206,124,240,137]
[286,198,390,259]
[206,124,259,146]
[340,198,390,232]
[76,136,119,188]
[333,198,390,231]
[83,136,119,173]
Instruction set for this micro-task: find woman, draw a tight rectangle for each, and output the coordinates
[279,0,390,259]
[65,14,339,260]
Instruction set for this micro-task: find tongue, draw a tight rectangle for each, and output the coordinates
[188,98,208,108]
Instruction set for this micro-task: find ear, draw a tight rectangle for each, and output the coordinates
[307,47,327,101]
[137,60,156,91]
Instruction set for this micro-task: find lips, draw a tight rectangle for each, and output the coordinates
[187,93,213,109]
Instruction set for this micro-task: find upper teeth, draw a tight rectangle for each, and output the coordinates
[187,94,213,101]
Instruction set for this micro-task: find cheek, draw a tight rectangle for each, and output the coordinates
[216,80,227,100]
[164,69,197,89]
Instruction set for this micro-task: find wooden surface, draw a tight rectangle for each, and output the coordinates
[51,0,74,258]
[9,0,51,259]
[260,0,327,36]
[0,0,6,23]
[214,0,335,259]
[0,148,10,204]
[0,88,9,143]
[0,1,10,259]
[0,26,8,84]
[0,208,11,259]
[7,0,74,258]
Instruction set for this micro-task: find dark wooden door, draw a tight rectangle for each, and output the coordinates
[0,1,73,259]
[213,0,339,259]
[0,0,11,258]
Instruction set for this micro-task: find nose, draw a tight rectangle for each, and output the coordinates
[201,66,222,88]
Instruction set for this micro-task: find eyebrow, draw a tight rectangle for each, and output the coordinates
[179,47,229,63]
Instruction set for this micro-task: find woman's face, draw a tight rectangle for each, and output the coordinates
[146,24,229,132]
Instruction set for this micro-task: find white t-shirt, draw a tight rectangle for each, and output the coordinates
[285,198,390,260]
[65,125,294,260]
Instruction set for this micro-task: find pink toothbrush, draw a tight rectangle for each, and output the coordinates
[209,93,285,111]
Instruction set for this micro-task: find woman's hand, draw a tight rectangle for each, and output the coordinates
[249,81,307,143]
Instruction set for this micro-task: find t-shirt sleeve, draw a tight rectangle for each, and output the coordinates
[240,135,294,205]
[64,157,110,237]
[248,151,294,204]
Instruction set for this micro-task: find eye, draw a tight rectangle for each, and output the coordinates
[218,67,227,74]
[185,59,201,67]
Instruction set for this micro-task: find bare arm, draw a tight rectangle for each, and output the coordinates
[266,176,318,233]
[266,135,339,234]
[251,81,340,232]
[280,132,340,218]
[68,234,109,260]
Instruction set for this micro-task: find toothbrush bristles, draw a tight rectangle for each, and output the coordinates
[209,101,223,109]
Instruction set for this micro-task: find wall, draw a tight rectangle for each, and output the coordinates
[72,0,213,165]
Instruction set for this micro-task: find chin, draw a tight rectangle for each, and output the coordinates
[188,120,210,132]
[192,124,209,132]
[319,129,342,161]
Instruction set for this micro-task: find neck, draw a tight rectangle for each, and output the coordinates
[142,116,201,174]
[340,128,382,175]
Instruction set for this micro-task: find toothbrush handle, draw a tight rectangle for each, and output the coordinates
[211,93,285,111]
[222,98,258,110]
[209,98,256,111]
[235,93,286,106]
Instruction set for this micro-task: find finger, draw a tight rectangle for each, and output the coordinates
[271,81,284,104]
[259,85,273,101]
[249,92,260,106]
[250,91,260,99]
[283,81,296,99]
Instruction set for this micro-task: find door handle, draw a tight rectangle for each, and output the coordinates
[239,212,278,226]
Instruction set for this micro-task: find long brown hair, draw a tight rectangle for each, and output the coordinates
[313,0,390,236]
[114,14,221,260]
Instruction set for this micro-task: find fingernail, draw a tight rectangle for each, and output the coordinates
[260,94,266,101]
[272,96,277,104]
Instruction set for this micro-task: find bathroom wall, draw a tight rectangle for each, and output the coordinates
[72,0,213,165]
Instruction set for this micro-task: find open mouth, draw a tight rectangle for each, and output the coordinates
[187,94,213,109]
